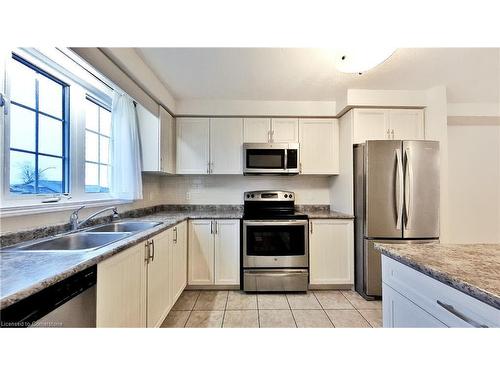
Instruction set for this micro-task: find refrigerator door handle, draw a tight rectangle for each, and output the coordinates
[395,148,404,230]
[404,147,413,229]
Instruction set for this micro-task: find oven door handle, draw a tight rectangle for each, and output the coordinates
[243,220,308,226]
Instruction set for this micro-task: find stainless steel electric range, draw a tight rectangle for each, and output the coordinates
[242,190,309,292]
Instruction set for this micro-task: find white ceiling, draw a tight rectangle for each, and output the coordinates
[135,48,500,103]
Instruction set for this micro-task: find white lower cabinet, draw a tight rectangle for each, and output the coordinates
[382,255,499,328]
[97,242,148,328]
[97,222,188,328]
[188,219,240,286]
[309,219,354,286]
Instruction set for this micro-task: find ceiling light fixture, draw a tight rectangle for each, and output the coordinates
[332,48,396,74]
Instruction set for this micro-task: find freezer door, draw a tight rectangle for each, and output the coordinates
[365,140,404,238]
[363,239,440,298]
[402,141,440,238]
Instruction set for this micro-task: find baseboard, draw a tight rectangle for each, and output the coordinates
[186,285,240,290]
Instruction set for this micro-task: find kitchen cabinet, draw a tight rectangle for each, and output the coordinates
[243,118,298,143]
[188,219,240,286]
[210,118,243,174]
[299,118,339,174]
[97,223,189,328]
[176,117,210,174]
[97,242,147,328]
[309,219,354,286]
[352,108,424,144]
[177,117,242,174]
[382,255,499,328]
[146,229,172,328]
[137,104,176,174]
[243,118,271,142]
[172,221,188,302]
[271,118,299,142]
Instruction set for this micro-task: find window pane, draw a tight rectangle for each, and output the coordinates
[39,115,63,156]
[85,162,99,192]
[100,109,111,136]
[9,151,36,194]
[100,165,109,191]
[38,155,63,193]
[10,59,36,108]
[85,131,98,162]
[100,136,109,164]
[85,100,99,132]
[38,74,63,118]
[10,104,36,152]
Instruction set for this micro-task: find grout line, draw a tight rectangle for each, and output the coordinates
[256,293,261,328]
[183,290,201,328]
[221,290,229,328]
[311,291,336,328]
[285,294,298,328]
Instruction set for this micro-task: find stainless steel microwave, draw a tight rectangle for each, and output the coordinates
[243,143,299,175]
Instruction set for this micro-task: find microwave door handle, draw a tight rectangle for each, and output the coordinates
[284,149,288,172]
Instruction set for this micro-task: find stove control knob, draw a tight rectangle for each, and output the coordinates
[284,194,288,198]
[251,194,255,198]
[289,194,293,199]
[246,194,250,198]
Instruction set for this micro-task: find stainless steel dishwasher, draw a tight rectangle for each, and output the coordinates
[0,266,96,328]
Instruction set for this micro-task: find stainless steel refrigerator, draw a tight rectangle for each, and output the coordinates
[354,140,440,299]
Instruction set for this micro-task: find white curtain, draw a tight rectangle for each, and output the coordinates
[110,92,143,200]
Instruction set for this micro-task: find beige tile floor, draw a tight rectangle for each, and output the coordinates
[161,290,382,328]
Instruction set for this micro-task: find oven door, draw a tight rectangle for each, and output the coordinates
[243,220,309,268]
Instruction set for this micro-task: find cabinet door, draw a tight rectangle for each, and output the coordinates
[382,283,446,328]
[147,229,173,328]
[160,107,176,174]
[172,221,188,302]
[188,220,215,285]
[243,118,271,142]
[210,118,243,174]
[271,118,299,143]
[299,119,339,174]
[352,109,390,144]
[137,104,160,172]
[389,109,424,140]
[309,219,354,285]
[214,220,240,285]
[97,242,147,327]
[176,117,210,174]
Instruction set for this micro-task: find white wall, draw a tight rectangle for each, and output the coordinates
[0,175,164,234]
[161,175,332,205]
[448,123,500,243]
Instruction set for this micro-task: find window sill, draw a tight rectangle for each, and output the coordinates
[0,198,133,218]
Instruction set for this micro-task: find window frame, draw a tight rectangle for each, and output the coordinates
[8,53,70,196]
[1,48,119,211]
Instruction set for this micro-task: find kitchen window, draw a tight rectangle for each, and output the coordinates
[8,56,69,195]
[1,48,116,212]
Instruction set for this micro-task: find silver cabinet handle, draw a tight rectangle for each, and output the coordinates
[210,220,213,234]
[173,227,178,244]
[395,148,404,230]
[215,221,218,235]
[299,162,303,174]
[391,129,395,139]
[310,221,313,234]
[386,129,390,139]
[437,300,489,328]
[404,147,412,229]
[150,239,155,262]
[271,129,274,142]
[144,241,150,263]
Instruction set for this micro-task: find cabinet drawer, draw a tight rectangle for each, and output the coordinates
[382,255,499,327]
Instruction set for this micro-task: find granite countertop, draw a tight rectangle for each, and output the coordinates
[374,243,500,309]
[0,207,243,310]
[296,206,354,219]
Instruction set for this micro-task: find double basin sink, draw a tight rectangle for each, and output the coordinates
[2,221,162,253]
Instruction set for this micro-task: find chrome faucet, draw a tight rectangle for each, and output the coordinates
[70,206,119,230]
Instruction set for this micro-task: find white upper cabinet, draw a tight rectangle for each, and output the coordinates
[299,118,339,175]
[271,118,299,143]
[210,118,243,174]
[352,109,390,144]
[243,118,271,142]
[137,104,175,174]
[176,117,210,174]
[388,109,424,140]
[352,108,425,144]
